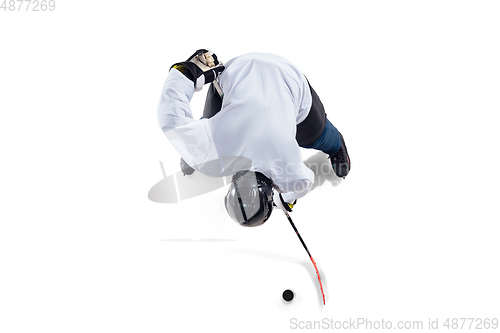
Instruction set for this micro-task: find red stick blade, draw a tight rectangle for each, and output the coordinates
[310,257,325,305]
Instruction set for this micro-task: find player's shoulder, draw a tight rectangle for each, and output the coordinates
[225,52,294,67]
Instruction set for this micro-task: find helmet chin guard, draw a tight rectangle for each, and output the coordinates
[224,171,274,227]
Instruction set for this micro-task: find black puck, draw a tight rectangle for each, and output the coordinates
[282,289,294,302]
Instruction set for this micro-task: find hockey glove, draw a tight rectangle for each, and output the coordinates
[273,191,296,212]
[170,49,225,92]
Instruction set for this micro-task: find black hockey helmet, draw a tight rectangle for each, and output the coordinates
[224,170,274,227]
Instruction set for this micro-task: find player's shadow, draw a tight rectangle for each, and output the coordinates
[303,152,343,191]
[148,153,341,204]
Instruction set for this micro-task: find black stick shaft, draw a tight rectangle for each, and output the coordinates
[284,210,312,257]
[283,209,326,305]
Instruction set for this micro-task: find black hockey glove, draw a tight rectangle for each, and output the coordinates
[170,49,225,92]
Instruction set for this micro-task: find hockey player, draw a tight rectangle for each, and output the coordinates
[157,50,350,227]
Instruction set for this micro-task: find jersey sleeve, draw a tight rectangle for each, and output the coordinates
[270,161,315,203]
[280,181,312,203]
[157,68,196,132]
[157,69,219,170]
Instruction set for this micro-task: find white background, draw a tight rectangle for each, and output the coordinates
[1,1,499,332]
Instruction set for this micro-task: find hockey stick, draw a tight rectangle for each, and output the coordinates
[282,208,326,305]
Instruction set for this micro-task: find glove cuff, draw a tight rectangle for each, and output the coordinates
[171,61,224,92]
[170,62,202,82]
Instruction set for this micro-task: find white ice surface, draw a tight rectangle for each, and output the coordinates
[1,1,500,332]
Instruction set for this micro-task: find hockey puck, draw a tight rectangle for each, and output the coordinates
[282,289,294,302]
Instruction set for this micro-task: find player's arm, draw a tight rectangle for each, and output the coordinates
[272,172,313,212]
[157,50,224,170]
[157,49,224,133]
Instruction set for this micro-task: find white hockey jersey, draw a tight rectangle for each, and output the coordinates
[157,52,315,202]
